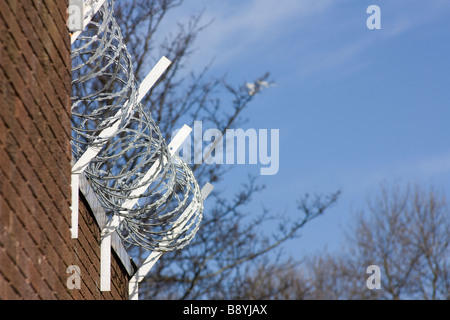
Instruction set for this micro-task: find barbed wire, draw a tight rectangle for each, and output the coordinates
[71,0,136,159]
[70,0,204,252]
[118,154,204,252]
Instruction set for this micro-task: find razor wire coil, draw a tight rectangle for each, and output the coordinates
[71,0,136,159]
[70,0,204,252]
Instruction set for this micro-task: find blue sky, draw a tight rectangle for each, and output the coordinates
[157,0,450,257]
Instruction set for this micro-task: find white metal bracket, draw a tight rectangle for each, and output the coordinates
[70,57,171,240]
[70,173,80,238]
[72,56,172,174]
[128,182,214,300]
[100,125,192,291]
[69,0,107,44]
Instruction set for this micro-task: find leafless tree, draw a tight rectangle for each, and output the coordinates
[301,183,449,300]
[78,2,450,301]
[137,188,340,299]
[350,183,449,299]
[74,0,341,299]
[302,252,381,300]
[215,256,310,300]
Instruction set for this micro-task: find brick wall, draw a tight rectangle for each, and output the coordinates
[71,192,131,299]
[0,0,132,299]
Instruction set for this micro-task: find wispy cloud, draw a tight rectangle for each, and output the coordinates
[297,38,372,80]
[354,153,450,194]
[158,0,450,82]
[383,0,450,37]
[173,0,336,67]
[417,152,450,176]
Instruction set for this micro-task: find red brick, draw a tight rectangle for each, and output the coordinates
[0,0,129,300]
